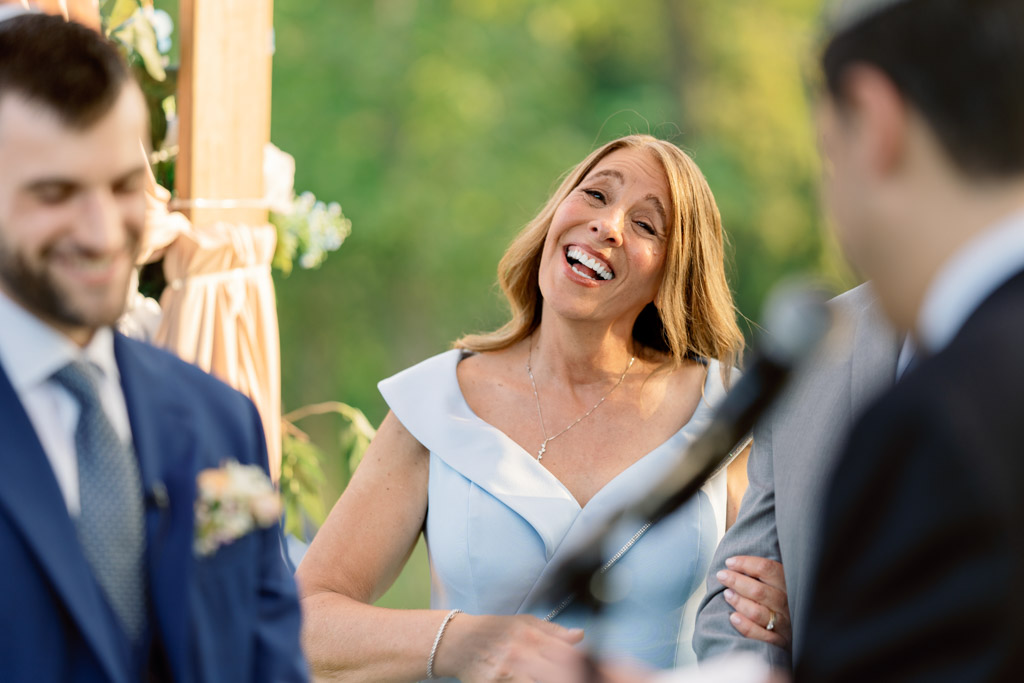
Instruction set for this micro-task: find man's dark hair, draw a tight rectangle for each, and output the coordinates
[822,0,1024,178]
[0,12,132,129]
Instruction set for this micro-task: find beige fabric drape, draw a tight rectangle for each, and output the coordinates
[154,221,283,481]
[136,165,283,481]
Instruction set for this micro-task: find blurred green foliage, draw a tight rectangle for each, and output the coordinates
[280,401,375,539]
[271,192,353,276]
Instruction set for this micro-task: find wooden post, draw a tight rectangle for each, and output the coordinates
[177,0,273,227]
[173,0,282,480]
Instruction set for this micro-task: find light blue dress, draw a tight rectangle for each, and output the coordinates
[378,349,733,674]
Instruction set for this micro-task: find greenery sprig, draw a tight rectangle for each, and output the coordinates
[271,192,353,276]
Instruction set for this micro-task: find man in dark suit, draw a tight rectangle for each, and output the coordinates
[0,13,306,682]
[796,0,1024,680]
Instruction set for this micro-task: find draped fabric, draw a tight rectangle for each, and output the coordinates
[137,166,283,481]
[139,166,191,265]
[154,220,282,481]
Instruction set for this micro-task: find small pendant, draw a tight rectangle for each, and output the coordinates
[537,441,547,461]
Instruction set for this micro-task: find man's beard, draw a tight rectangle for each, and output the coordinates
[0,237,135,332]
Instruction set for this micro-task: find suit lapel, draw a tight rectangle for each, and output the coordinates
[850,289,901,413]
[0,363,130,683]
[115,336,195,681]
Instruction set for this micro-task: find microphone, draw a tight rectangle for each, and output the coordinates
[541,281,833,609]
[639,281,832,525]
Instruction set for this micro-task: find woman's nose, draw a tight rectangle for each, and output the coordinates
[591,212,624,245]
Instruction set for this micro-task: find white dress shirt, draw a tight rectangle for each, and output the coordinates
[917,209,1024,354]
[0,289,134,516]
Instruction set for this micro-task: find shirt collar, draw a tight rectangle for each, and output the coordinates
[895,335,916,379]
[917,209,1024,353]
[0,288,119,392]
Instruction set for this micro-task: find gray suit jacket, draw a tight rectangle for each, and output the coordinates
[692,283,901,669]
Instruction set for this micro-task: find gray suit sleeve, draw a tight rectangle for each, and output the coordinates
[692,417,791,669]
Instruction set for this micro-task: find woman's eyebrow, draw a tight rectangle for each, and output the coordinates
[645,195,667,223]
[588,169,625,184]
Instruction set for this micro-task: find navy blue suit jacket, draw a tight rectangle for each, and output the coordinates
[797,269,1024,681]
[0,333,307,682]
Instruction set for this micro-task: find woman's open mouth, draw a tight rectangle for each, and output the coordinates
[565,246,614,281]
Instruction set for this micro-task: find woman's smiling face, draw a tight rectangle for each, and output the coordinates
[538,146,671,328]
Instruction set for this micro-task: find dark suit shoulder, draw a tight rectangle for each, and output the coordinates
[845,310,1024,516]
[801,389,1024,680]
[799,275,1024,681]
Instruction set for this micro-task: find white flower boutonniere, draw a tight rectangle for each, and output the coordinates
[194,461,282,556]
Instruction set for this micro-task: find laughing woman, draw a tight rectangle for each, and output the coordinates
[297,135,750,681]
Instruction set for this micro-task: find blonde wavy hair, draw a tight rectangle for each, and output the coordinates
[456,134,743,372]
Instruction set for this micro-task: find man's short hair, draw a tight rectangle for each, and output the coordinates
[822,0,1024,178]
[0,12,132,129]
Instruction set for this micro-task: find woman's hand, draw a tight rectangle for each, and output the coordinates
[435,613,585,683]
[715,556,792,649]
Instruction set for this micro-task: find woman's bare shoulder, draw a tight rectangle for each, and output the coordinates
[456,344,531,420]
[636,356,708,422]
[456,344,524,385]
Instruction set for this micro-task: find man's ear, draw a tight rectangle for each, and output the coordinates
[838,64,908,177]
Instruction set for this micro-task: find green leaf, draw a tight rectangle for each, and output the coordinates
[139,64,179,102]
[280,433,328,538]
[127,11,167,82]
[100,0,142,36]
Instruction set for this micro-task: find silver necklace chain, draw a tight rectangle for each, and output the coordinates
[525,341,635,461]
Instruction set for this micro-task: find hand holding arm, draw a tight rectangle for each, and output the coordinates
[693,422,791,668]
[715,556,791,649]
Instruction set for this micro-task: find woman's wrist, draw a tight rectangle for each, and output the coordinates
[426,609,463,679]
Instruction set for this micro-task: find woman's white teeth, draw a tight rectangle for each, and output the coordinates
[566,246,613,280]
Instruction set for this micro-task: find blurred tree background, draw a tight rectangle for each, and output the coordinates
[271,0,854,606]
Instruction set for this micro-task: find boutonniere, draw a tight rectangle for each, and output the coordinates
[194,461,282,556]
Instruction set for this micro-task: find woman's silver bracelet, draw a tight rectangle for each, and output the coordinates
[426,608,463,679]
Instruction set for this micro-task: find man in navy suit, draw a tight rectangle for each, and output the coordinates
[796,0,1024,680]
[0,12,306,682]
